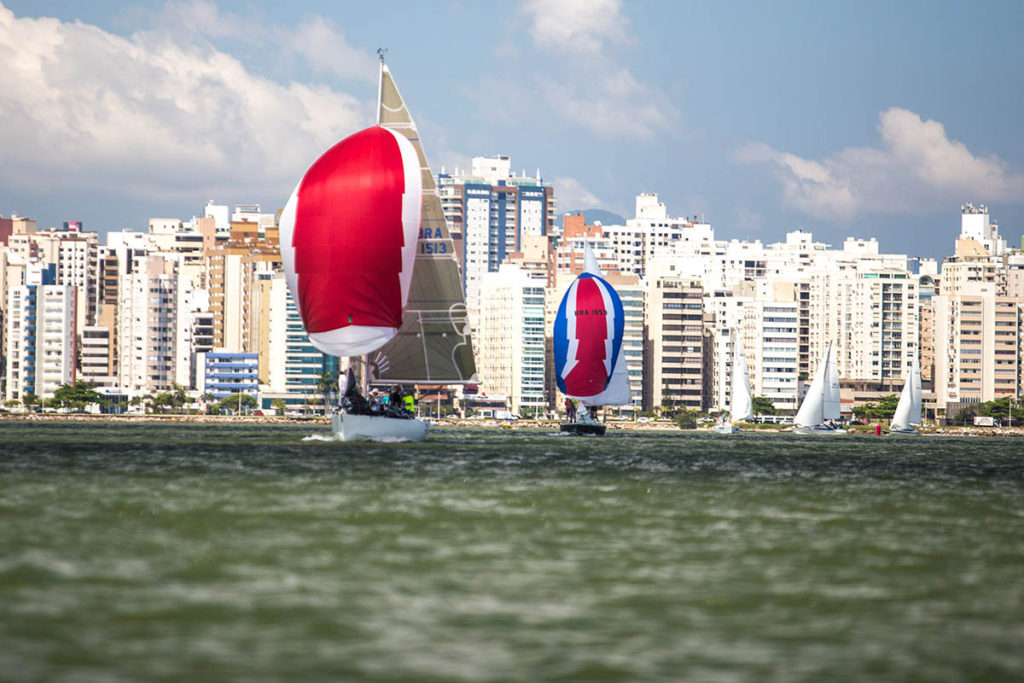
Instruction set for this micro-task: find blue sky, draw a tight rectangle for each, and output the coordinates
[1,0,1022,259]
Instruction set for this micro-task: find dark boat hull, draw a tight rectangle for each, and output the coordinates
[559,422,607,436]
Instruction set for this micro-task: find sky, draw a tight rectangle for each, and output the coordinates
[1,0,1023,260]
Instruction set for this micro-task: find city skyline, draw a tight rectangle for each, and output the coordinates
[2,0,1024,260]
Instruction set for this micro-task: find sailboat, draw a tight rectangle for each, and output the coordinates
[888,358,922,435]
[793,341,846,435]
[554,246,630,436]
[279,56,475,442]
[714,332,753,434]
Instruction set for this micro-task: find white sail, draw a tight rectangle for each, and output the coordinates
[824,342,841,421]
[730,335,753,422]
[794,342,832,427]
[910,358,922,427]
[891,358,922,430]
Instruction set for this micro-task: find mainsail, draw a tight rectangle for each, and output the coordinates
[890,358,922,430]
[824,342,841,421]
[371,63,476,383]
[730,334,753,422]
[795,341,836,427]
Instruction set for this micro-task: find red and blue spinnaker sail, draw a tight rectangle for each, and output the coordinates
[553,255,630,406]
[279,125,422,357]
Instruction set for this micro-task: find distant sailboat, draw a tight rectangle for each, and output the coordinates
[715,332,753,434]
[888,358,922,436]
[793,341,846,435]
[279,56,475,441]
[554,246,630,436]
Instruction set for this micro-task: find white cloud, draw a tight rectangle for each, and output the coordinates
[539,66,677,140]
[517,0,678,140]
[286,17,379,82]
[521,0,628,55]
[733,206,763,232]
[738,107,1024,220]
[553,176,604,210]
[0,2,370,201]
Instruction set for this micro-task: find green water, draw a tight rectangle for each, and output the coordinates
[1,422,1022,681]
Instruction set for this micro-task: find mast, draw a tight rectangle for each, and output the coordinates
[376,48,386,126]
[356,47,387,392]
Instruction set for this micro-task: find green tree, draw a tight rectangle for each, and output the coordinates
[956,397,1024,424]
[852,394,900,420]
[674,408,698,429]
[271,399,287,416]
[168,383,188,414]
[751,396,778,416]
[316,371,337,413]
[218,393,257,414]
[23,392,39,411]
[51,381,103,411]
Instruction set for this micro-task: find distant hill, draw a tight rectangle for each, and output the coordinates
[564,209,627,227]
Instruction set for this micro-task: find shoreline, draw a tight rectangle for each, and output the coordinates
[3,412,1024,436]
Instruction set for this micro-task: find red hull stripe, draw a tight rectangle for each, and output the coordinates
[564,277,609,396]
[293,126,407,333]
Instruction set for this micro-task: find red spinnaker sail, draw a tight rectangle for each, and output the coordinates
[280,125,422,357]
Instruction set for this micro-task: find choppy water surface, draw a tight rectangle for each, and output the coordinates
[1,421,1022,681]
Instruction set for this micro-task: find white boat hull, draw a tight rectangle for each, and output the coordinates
[330,413,429,442]
[713,423,739,434]
[793,424,847,435]
[888,427,920,436]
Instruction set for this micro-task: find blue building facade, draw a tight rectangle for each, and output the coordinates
[201,352,258,400]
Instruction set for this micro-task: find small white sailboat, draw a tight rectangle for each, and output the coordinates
[714,332,753,434]
[555,246,630,436]
[888,358,922,436]
[280,56,475,442]
[793,341,846,435]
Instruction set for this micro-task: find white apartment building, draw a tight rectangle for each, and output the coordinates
[814,269,919,387]
[79,325,115,387]
[744,299,800,410]
[644,269,706,411]
[706,291,753,412]
[959,202,1007,257]
[4,284,75,401]
[55,231,98,334]
[602,193,711,278]
[477,264,547,414]
[438,157,556,323]
[933,281,1023,412]
[258,272,322,403]
[117,254,189,394]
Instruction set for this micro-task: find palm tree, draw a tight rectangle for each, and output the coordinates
[316,371,337,414]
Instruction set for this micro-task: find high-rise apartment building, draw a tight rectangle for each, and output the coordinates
[438,156,556,319]
[644,271,707,411]
[4,283,75,401]
[477,264,548,414]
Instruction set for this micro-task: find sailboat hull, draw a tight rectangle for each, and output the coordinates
[713,423,740,434]
[559,422,607,436]
[888,427,920,436]
[793,424,847,435]
[331,413,429,442]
